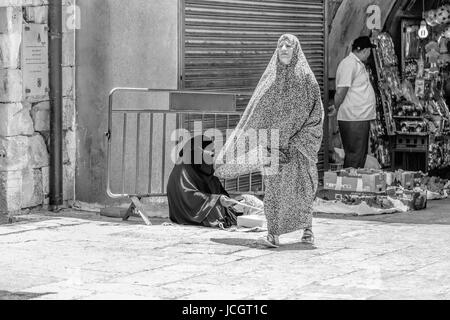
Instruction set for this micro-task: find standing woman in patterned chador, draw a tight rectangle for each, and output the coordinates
[215,34,324,247]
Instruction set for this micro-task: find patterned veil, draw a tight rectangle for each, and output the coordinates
[214,34,324,180]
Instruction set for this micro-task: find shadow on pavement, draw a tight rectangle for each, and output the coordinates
[0,290,54,300]
[210,238,318,251]
[0,215,53,226]
[34,209,171,226]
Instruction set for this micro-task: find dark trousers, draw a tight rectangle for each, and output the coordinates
[338,120,370,169]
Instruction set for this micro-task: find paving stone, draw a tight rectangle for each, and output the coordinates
[1,204,450,299]
[108,264,214,287]
[0,271,62,292]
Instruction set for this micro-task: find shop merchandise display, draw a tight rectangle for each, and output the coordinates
[420,4,450,169]
[373,32,400,137]
[322,4,450,216]
[319,168,449,213]
[368,68,391,167]
[372,10,450,171]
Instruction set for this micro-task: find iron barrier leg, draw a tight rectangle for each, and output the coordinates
[123,196,152,226]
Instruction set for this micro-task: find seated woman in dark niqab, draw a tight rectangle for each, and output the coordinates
[167,135,240,228]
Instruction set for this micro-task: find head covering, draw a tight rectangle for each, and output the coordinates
[179,135,215,176]
[214,34,324,179]
[352,36,376,51]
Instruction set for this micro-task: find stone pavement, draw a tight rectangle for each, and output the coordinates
[1,199,450,300]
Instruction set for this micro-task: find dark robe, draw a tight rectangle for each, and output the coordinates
[167,137,238,228]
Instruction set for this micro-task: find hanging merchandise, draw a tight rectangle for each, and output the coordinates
[438,37,450,64]
[405,26,421,81]
[404,59,419,79]
[439,37,449,53]
[367,57,391,168]
[373,32,399,136]
[368,69,391,168]
[425,9,439,27]
[436,5,450,24]
[378,33,400,67]
[371,20,450,172]
[444,25,450,38]
[426,41,441,74]
[415,47,426,98]
[399,6,450,171]
[429,136,450,170]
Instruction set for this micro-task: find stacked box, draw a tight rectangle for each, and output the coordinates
[385,171,395,186]
[394,170,422,189]
[324,169,387,193]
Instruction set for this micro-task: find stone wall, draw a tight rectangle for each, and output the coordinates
[0,0,76,214]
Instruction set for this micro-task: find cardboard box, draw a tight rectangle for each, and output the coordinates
[237,215,267,228]
[385,172,395,186]
[324,169,387,193]
[394,170,420,189]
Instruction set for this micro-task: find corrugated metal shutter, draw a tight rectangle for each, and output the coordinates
[181,0,328,192]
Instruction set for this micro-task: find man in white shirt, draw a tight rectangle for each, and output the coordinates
[329,36,376,169]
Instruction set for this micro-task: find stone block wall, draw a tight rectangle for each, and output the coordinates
[0,0,76,214]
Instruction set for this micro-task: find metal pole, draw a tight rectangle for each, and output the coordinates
[48,0,63,207]
[324,0,330,172]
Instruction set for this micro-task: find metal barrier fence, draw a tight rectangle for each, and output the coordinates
[106,88,265,204]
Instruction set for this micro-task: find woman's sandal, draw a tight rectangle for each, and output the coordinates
[258,234,280,248]
[301,229,315,245]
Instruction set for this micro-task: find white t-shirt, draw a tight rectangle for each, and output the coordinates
[336,52,376,121]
